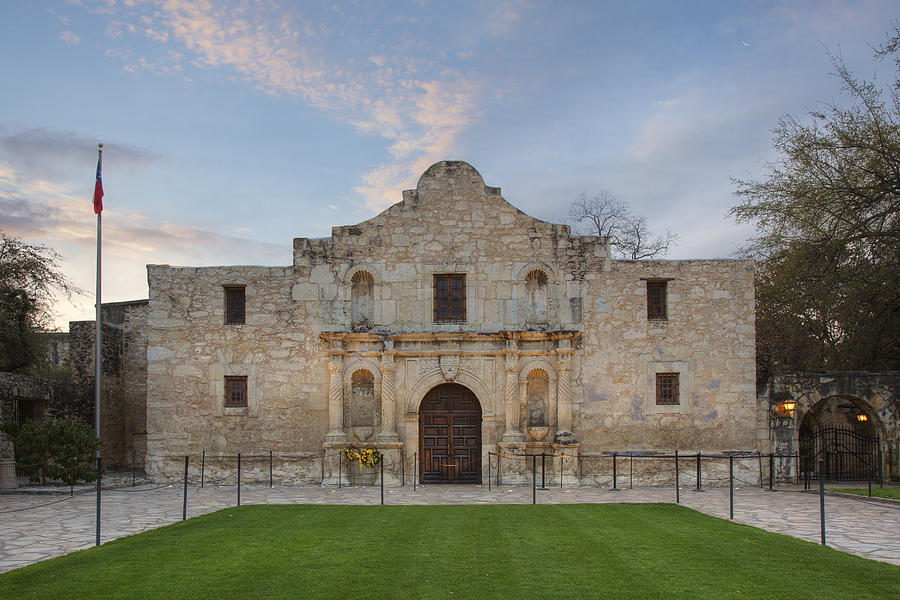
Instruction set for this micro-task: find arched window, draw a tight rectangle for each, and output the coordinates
[526,368,549,427]
[348,369,376,427]
[525,269,548,325]
[351,271,374,330]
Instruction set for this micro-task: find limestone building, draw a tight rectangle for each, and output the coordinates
[145,161,760,484]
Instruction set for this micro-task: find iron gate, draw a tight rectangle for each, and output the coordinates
[800,426,881,481]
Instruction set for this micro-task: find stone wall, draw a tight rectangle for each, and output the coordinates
[145,161,760,485]
[68,300,149,468]
[760,371,900,480]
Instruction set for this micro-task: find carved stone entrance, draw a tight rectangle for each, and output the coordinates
[419,383,482,483]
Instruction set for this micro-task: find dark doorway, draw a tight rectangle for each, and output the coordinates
[419,383,482,483]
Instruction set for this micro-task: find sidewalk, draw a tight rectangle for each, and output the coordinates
[1,483,898,573]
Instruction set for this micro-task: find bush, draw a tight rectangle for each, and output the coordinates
[0,419,99,484]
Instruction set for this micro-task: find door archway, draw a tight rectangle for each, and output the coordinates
[419,383,482,483]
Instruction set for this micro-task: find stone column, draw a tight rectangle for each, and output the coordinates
[501,341,523,442]
[377,351,400,442]
[325,355,347,443]
[555,342,575,444]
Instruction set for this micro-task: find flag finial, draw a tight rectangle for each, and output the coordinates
[98,142,103,149]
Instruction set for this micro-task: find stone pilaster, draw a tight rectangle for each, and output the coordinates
[554,342,575,444]
[325,355,347,444]
[377,350,400,443]
[501,340,523,442]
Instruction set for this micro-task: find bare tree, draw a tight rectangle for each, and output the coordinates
[568,190,677,259]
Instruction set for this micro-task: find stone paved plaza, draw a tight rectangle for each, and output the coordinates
[1,482,898,573]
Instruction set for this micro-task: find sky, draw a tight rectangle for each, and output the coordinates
[0,0,897,329]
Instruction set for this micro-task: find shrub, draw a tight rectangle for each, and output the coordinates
[0,419,99,484]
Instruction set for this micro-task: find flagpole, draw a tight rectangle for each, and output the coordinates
[94,143,103,547]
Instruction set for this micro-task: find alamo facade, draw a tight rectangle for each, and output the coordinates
[137,160,761,485]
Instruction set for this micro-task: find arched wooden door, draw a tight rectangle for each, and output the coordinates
[419,383,482,483]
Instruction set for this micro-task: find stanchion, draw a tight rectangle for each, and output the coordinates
[560,454,563,489]
[629,452,633,489]
[541,452,546,489]
[868,451,873,497]
[183,455,189,521]
[380,457,384,506]
[269,450,273,488]
[611,453,619,491]
[338,451,342,489]
[768,453,774,491]
[488,453,491,491]
[532,455,537,505]
[729,454,734,520]
[401,448,405,487]
[819,458,826,545]
[201,450,205,488]
[758,453,763,488]
[675,450,680,504]
[695,452,702,492]
[237,453,241,507]
[413,452,417,491]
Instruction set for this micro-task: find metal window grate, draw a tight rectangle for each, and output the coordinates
[224,286,246,324]
[434,274,466,322]
[224,376,248,408]
[647,280,667,320]
[656,372,679,405]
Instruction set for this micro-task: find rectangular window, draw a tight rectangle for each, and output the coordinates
[656,373,679,405]
[647,280,667,320]
[224,286,246,324]
[433,274,466,322]
[224,376,248,408]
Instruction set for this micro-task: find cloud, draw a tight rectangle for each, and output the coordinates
[60,30,80,44]
[0,127,162,181]
[0,160,286,327]
[86,0,484,212]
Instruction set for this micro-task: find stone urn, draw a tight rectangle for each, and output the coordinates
[527,427,550,441]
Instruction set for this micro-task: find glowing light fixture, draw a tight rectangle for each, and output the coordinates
[857,414,869,422]
[776,400,796,417]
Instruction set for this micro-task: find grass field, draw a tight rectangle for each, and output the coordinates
[833,487,900,500]
[1,504,898,600]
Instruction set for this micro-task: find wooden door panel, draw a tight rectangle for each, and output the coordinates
[419,383,482,483]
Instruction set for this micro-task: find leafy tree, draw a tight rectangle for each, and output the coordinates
[0,419,99,484]
[569,190,677,259]
[731,27,900,374]
[0,232,79,373]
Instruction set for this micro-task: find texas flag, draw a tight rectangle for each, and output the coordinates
[93,150,103,214]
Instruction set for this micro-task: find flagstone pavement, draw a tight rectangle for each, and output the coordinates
[1,480,898,573]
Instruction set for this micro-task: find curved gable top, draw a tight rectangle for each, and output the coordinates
[337,160,569,237]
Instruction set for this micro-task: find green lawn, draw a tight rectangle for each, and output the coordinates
[1,504,897,599]
[833,487,900,500]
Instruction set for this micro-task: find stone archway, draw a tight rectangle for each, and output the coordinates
[419,383,482,484]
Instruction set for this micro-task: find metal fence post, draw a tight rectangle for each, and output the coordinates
[237,453,241,507]
[338,450,342,489]
[183,455,189,521]
[413,452,417,491]
[532,455,537,505]
[729,454,734,520]
[269,450,273,488]
[488,453,491,491]
[611,453,619,491]
[819,458,826,545]
[675,450,680,504]
[768,453,774,491]
[132,448,136,487]
[629,452,633,489]
[201,450,205,488]
[380,457,384,506]
[696,452,702,492]
[541,452,546,489]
